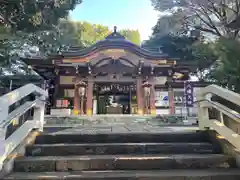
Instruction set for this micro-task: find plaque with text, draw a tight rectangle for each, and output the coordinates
[184,82,193,107]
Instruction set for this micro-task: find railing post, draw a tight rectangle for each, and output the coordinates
[219,112,224,124]
[33,96,45,132]
[0,100,9,123]
[0,128,6,170]
[197,93,210,130]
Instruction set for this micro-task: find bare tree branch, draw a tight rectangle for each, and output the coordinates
[233,29,240,38]
[151,0,240,39]
[220,2,238,15]
[236,0,240,14]
[207,0,223,19]
[194,6,223,36]
[195,25,222,36]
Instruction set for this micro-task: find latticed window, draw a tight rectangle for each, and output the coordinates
[64,89,74,97]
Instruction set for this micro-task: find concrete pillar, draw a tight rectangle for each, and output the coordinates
[73,85,80,115]
[136,77,143,115]
[86,80,93,116]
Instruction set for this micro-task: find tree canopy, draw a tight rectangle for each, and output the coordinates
[120,29,141,45]
[1,0,82,32]
[0,0,83,76]
[0,14,142,76]
[147,0,240,88]
[144,34,217,81]
[151,0,240,39]
[207,38,240,92]
[57,20,141,47]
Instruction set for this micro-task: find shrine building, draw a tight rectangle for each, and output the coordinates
[22,27,208,116]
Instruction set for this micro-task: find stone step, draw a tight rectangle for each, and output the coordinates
[25,142,220,156]
[14,154,235,172]
[35,131,209,144]
[4,169,240,180]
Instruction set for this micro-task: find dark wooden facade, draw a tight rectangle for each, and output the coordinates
[22,27,207,116]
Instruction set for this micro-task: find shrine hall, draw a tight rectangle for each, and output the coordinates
[22,27,206,116]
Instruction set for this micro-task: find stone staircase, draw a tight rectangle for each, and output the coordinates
[4,131,240,179]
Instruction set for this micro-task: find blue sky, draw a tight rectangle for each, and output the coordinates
[70,0,160,41]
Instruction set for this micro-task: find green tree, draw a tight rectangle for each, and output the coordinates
[144,35,217,81]
[57,19,86,48]
[208,38,240,92]
[1,0,82,32]
[80,22,111,46]
[120,29,141,45]
[0,1,82,75]
[191,41,218,80]
[152,11,188,37]
[69,22,141,46]
[144,35,196,60]
[151,0,240,39]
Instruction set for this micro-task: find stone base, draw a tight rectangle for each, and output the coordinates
[50,109,71,116]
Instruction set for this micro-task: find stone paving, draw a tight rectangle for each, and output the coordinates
[44,116,198,134]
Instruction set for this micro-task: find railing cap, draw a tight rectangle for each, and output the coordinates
[197,84,240,107]
[0,84,48,107]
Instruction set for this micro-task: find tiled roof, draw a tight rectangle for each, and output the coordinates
[48,26,170,59]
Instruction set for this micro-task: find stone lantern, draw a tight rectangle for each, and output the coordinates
[76,81,86,115]
[78,86,86,97]
[142,81,152,114]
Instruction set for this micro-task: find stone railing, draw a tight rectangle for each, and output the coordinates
[197,84,240,149]
[0,84,48,170]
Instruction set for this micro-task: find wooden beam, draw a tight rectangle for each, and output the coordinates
[91,76,136,83]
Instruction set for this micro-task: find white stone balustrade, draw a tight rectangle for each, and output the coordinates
[0,84,48,171]
[197,84,240,150]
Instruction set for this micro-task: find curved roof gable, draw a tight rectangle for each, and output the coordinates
[105,26,126,40]
[54,26,171,60]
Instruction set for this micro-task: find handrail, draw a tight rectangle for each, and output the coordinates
[0,99,39,128]
[0,84,48,123]
[197,84,240,107]
[200,100,240,123]
[0,84,48,171]
[197,84,240,150]
[196,99,240,119]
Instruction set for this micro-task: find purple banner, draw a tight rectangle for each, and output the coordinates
[184,82,193,107]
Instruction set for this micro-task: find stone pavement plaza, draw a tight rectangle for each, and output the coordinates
[44,116,198,134]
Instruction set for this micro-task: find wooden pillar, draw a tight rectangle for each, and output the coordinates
[169,86,175,115]
[144,95,147,114]
[53,74,59,108]
[86,80,94,116]
[150,85,156,115]
[80,94,84,115]
[136,77,143,115]
[73,85,80,115]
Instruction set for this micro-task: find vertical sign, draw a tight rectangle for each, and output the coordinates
[184,82,193,107]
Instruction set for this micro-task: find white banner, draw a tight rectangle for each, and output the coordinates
[155,91,169,107]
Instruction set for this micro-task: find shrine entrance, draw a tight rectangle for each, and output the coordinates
[93,83,137,114]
